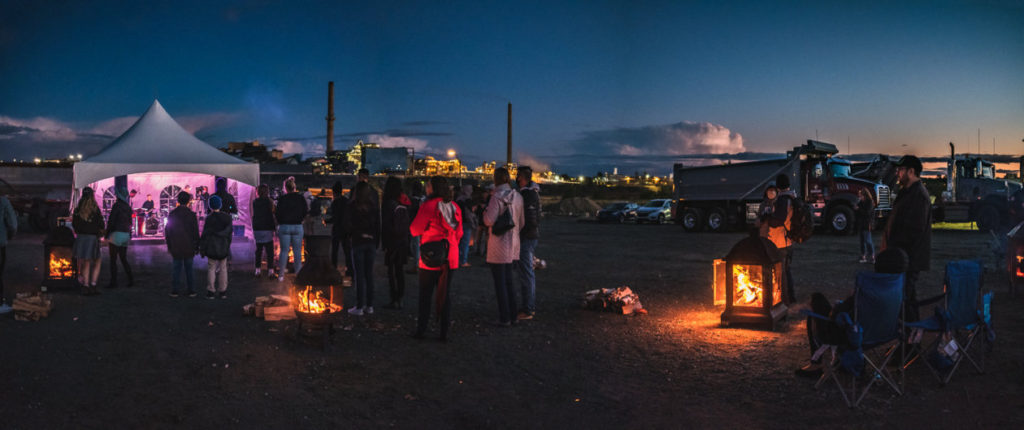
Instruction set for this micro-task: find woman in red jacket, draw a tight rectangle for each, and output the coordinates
[409,176,462,341]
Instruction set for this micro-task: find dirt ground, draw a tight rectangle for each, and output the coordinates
[1,218,1022,429]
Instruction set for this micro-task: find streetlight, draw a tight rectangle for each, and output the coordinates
[446,149,456,159]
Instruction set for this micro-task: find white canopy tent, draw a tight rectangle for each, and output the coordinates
[72,100,260,239]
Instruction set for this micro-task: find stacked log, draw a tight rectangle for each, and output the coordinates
[13,292,54,321]
[242,295,295,321]
[582,286,646,315]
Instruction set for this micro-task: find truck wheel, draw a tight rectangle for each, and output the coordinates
[828,206,854,236]
[976,205,1001,232]
[681,208,704,232]
[657,214,666,225]
[707,208,728,232]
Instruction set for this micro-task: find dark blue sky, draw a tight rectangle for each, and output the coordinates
[2,0,1022,174]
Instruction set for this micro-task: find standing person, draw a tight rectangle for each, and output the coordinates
[515,166,541,320]
[165,192,200,297]
[276,178,308,282]
[455,185,477,268]
[72,187,105,296]
[474,186,492,257]
[764,174,796,304]
[105,187,134,288]
[882,155,931,322]
[483,167,525,326]
[757,184,779,238]
[251,184,276,278]
[856,188,876,264]
[381,177,411,309]
[406,179,425,274]
[410,176,463,341]
[328,181,353,278]
[0,192,17,311]
[356,168,380,210]
[212,177,238,216]
[345,181,380,316]
[200,195,233,299]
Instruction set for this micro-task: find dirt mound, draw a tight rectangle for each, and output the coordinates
[546,197,603,216]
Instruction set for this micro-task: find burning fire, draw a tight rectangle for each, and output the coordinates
[1016,256,1023,278]
[294,285,340,314]
[733,265,763,307]
[49,255,73,278]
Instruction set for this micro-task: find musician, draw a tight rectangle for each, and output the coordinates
[141,194,155,215]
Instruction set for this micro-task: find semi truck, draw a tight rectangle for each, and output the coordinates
[672,140,891,234]
[935,142,1023,231]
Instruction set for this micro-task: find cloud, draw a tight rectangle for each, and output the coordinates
[365,134,430,151]
[273,140,325,157]
[177,112,242,134]
[0,115,79,142]
[571,121,745,156]
[515,151,551,172]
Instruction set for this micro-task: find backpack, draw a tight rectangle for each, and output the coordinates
[786,196,814,244]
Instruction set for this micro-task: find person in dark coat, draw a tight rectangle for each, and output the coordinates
[328,181,353,277]
[166,191,200,297]
[345,181,380,316]
[276,177,308,281]
[381,177,411,309]
[212,177,238,216]
[105,187,134,288]
[201,195,233,299]
[73,187,105,295]
[252,184,276,278]
[882,155,932,322]
[765,174,796,304]
[515,166,541,319]
[405,178,425,274]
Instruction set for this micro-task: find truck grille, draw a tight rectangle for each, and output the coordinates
[876,185,891,208]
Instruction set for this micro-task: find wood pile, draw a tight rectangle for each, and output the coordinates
[242,295,295,321]
[13,292,54,321]
[582,286,646,315]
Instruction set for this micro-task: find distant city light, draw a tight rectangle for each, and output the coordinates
[446,149,456,158]
[76,154,83,159]
[34,157,41,164]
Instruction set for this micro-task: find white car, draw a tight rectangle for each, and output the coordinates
[635,199,673,224]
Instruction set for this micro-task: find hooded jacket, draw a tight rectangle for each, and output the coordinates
[165,205,199,259]
[884,180,931,272]
[483,183,525,264]
[410,197,463,270]
[200,210,233,260]
[518,181,540,239]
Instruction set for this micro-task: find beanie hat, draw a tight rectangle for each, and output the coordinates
[209,195,223,210]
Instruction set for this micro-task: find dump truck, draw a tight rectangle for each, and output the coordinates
[672,140,891,234]
[935,142,1023,231]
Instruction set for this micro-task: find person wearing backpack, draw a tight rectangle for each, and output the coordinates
[515,166,541,320]
[409,176,463,341]
[381,177,411,309]
[200,195,233,299]
[484,167,525,326]
[765,174,796,304]
[455,185,478,268]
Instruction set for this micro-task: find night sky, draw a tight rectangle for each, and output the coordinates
[1,0,1022,175]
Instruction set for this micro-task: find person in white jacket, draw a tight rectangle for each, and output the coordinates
[484,167,525,326]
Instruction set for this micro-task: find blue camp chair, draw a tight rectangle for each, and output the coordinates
[802,272,905,407]
[905,260,993,386]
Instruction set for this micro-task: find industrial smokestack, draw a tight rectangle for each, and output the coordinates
[326,81,335,154]
[507,102,512,167]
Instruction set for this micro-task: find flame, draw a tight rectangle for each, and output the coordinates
[49,255,73,278]
[1017,256,1023,278]
[294,285,341,314]
[733,265,763,307]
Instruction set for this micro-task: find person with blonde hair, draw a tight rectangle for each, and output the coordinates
[72,187,105,295]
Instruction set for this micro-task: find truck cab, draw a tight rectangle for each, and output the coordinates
[801,153,892,234]
[940,152,1023,230]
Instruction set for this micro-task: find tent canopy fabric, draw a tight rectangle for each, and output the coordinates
[73,100,259,187]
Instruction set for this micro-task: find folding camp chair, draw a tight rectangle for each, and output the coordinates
[904,260,993,386]
[802,272,905,407]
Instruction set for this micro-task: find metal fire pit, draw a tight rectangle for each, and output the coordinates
[42,225,77,289]
[291,235,343,349]
[720,235,788,330]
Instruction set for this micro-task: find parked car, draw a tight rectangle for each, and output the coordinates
[636,199,673,224]
[597,202,638,223]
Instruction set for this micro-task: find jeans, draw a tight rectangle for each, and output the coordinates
[108,243,133,286]
[859,229,875,259]
[416,268,454,338]
[387,261,405,304]
[277,224,304,276]
[491,263,517,323]
[410,236,421,265]
[207,258,228,292]
[516,238,538,314]
[254,241,274,272]
[171,257,195,293]
[458,228,472,266]
[332,235,354,277]
[352,242,376,308]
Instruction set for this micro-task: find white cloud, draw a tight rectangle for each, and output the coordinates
[0,115,78,141]
[273,140,325,157]
[515,151,551,172]
[572,121,745,156]
[365,134,430,151]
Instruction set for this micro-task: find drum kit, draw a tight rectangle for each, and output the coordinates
[132,207,166,236]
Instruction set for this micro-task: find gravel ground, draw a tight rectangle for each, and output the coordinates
[1,218,1021,429]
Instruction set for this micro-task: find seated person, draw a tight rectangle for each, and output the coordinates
[795,248,909,378]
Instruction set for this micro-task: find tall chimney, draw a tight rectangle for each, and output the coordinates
[326,81,335,154]
[506,102,512,167]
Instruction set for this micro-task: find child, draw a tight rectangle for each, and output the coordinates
[201,195,233,299]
